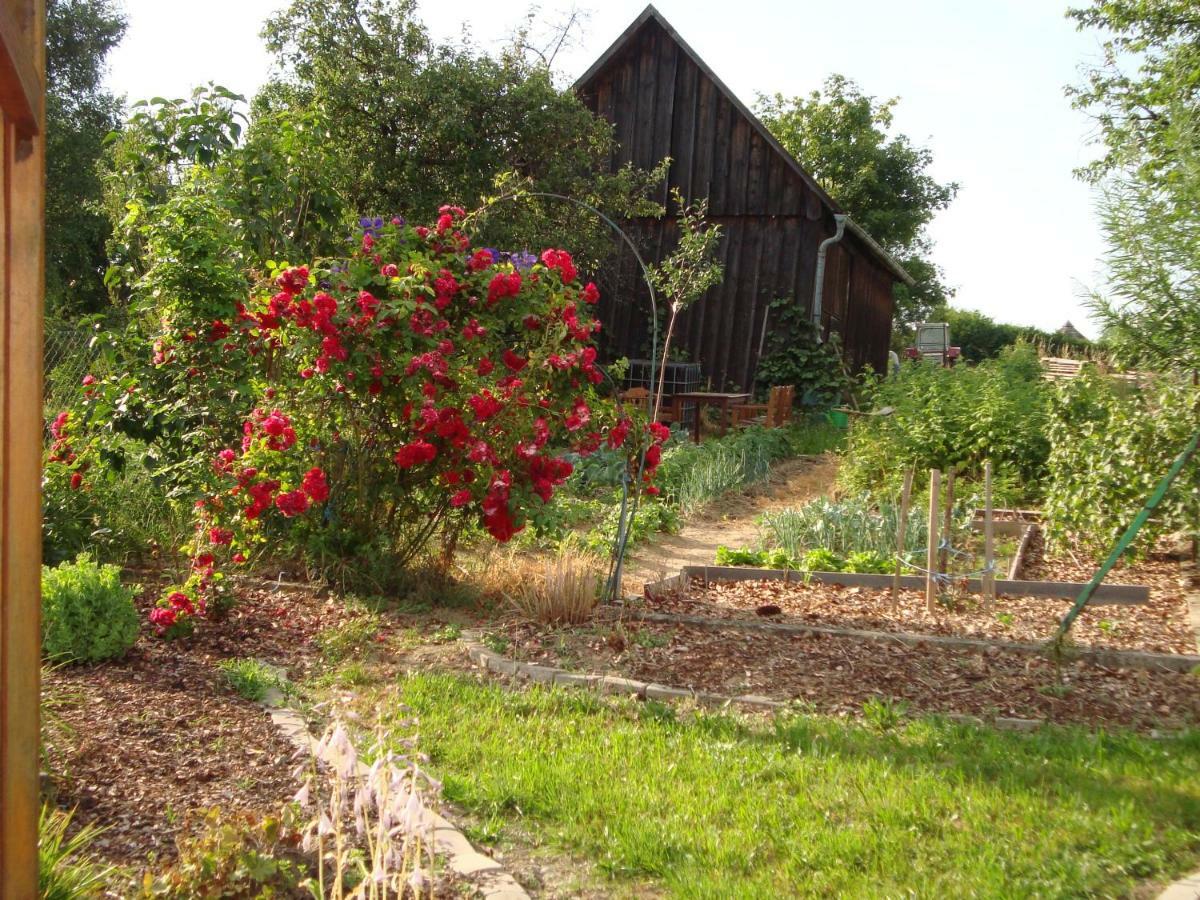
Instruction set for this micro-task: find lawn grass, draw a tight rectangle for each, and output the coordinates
[380,673,1200,898]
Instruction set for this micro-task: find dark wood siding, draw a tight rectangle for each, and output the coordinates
[578,15,897,390]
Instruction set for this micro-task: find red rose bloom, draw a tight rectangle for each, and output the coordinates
[275,489,311,517]
[502,349,527,372]
[393,440,438,468]
[300,467,329,502]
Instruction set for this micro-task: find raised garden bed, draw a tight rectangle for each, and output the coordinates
[489,616,1200,732]
[483,544,1199,732]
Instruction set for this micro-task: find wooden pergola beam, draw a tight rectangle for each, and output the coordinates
[0,0,44,895]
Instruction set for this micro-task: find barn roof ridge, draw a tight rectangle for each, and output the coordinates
[574,4,914,286]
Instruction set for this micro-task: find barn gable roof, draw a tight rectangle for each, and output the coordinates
[575,4,913,286]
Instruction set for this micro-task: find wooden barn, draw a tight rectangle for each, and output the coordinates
[575,5,914,389]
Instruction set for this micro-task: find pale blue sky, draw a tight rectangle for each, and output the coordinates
[106,0,1111,336]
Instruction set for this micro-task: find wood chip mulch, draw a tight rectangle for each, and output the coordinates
[641,548,1196,655]
[500,620,1200,732]
[43,581,359,867]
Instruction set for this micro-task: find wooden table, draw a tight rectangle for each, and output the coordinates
[669,391,752,441]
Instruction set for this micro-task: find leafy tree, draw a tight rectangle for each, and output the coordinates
[1070,3,1200,373]
[1087,106,1200,373]
[645,191,723,417]
[927,305,1090,363]
[756,75,958,331]
[45,0,126,318]
[258,0,661,271]
[1067,0,1200,182]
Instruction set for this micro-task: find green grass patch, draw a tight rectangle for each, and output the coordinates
[380,672,1200,898]
[215,658,280,702]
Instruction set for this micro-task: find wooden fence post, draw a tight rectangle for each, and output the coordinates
[926,469,941,614]
[984,461,996,612]
[0,1,46,894]
[939,467,956,576]
[892,467,914,605]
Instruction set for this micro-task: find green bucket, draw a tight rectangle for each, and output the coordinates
[826,409,850,428]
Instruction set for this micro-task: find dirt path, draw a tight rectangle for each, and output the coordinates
[621,454,838,591]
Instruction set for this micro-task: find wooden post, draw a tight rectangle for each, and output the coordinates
[984,461,996,612]
[926,469,941,614]
[0,1,46,894]
[939,467,956,576]
[892,467,914,605]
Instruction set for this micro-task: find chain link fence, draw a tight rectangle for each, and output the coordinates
[43,320,109,416]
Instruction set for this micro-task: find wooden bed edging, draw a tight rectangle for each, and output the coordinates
[647,564,1149,605]
[621,609,1200,674]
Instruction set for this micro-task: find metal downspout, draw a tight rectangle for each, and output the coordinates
[812,213,848,333]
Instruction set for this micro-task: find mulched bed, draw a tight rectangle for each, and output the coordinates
[641,548,1196,655]
[498,620,1200,732]
[43,580,358,866]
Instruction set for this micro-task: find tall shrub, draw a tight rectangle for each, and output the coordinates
[838,344,1051,501]
[1043,371,1199,558]
[48,209,668,635]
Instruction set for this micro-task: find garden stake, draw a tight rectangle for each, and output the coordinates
[984,461,996,612]
[939,467,956,576]
[892,467,915,605]
[926,469,940,614]
[1052,428,1200,652]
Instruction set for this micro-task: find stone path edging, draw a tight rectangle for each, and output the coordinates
[616,607,1200,674]
[256,667,529,900]
[1159,869,1200,899]
[460,632,1049,733]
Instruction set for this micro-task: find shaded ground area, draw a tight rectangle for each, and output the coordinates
[621,453,838,590]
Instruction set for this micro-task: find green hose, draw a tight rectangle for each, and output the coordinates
[1052,427,1200,649]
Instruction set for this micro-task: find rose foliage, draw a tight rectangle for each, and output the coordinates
[47,209,666,636]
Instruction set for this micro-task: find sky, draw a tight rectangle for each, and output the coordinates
[105,0,1113,336]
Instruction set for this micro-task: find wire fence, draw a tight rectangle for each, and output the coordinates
[43,320,107,420]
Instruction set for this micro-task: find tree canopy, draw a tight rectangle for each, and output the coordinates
[756,75,958,331]
[1070,2,1200,372]
[1067,0,1200,183]
[45,0,126,318]
[256,0,662,270]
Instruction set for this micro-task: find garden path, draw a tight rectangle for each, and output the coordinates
[621,454,839,593]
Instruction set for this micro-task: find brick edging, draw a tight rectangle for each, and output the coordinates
[256,665,529,900]
[460,633,1051,733]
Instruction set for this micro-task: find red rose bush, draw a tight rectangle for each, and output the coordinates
[51,208,665,636]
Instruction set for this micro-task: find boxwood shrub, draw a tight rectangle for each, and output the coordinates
[42,555,139,663]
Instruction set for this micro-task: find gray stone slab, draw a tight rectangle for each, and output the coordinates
[734,694,784,709]
[484,654,519,676]
[599,675,646,696]
[994,717,1044,732]
[553,672,597,689]
[1158,869,1200,899]
[521,664,559,684]
[645,683,696,701]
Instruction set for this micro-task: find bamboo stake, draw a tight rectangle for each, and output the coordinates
[892,467,915,605]
[939,467,956,576]
[984,460,996,612]
[926,469,941,614]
